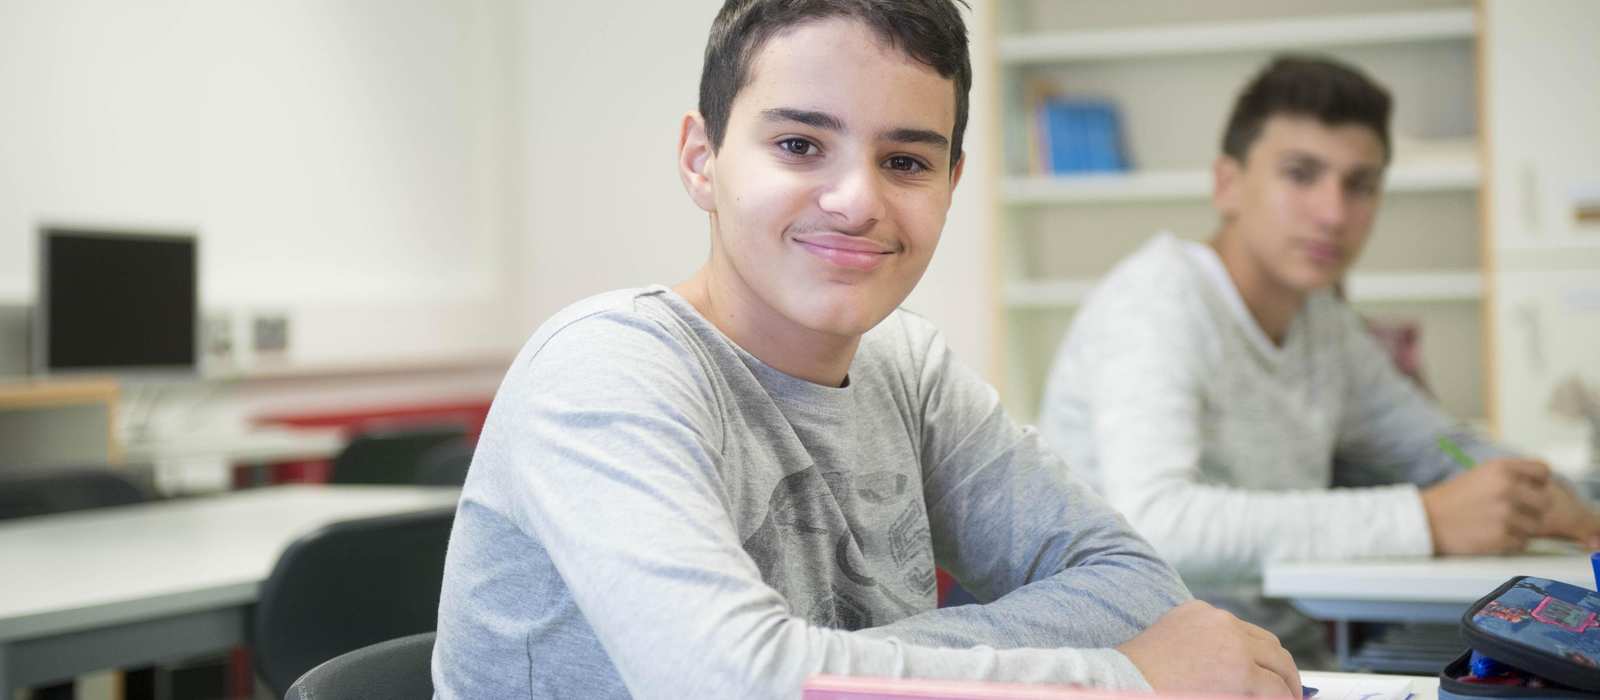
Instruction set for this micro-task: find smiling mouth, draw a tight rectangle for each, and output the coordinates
[794,239,892,271]
[1302,240,1342,265]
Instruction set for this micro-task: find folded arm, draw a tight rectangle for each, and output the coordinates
[503,315,1153,697]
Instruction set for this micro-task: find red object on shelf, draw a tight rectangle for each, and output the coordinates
[249,399,493,485]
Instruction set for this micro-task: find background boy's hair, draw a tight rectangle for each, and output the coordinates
[1221,54,1393,164]
[699,0,972,170]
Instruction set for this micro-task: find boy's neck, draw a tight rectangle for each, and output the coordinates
[674,267,860,388]
[1208,229,1305,346]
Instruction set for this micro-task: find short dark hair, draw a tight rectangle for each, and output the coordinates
[699,0,972,170]
[1221,55,1393,164]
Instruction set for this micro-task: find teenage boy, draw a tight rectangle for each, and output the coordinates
[433,1,1305,698]
[1037,55,1600,664]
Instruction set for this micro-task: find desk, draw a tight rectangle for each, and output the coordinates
[122,425,347,493]
[1302,671,1438,700]
[0,379,119,467]
[1264,551,1594,667]
[0,484,461,694]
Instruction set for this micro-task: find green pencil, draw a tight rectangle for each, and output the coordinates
[1438,435,1476,469]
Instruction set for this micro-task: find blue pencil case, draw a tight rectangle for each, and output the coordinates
[1438,576,1600,698]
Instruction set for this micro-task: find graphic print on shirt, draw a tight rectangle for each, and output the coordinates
[741,465,932,629]
[888,501,937,595]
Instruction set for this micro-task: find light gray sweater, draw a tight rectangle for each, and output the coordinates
[433,286,1189,699]
[1038,234,1506,657]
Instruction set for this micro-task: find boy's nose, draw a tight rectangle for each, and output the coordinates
[1310,178,1349,229]
[818,163,886,230]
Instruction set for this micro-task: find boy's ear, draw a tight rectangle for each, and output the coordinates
[678,111,717,213]
[1212,154,1243,217]
[949,151,966,192]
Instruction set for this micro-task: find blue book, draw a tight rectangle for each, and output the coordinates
[1086,106,1126,171]
[1037,98,1128,174]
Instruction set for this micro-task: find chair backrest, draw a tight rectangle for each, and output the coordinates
[414,439,475,487]
[253,506,455,697]
[330,423,468,485]
[285,632,435,700]
[0,467,151,521]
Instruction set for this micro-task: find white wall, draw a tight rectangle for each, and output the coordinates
[0,0,522,371]
[513,0,998,380]
[0,0,999,403]
[512,0,713,331]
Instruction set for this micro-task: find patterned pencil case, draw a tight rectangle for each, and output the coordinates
[1438,575,1600,698]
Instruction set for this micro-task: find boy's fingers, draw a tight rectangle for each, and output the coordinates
[1250,664,1297,699]
[1508,507,1542,538]
[1498,459,1551,484]
[1244,629,1300,699]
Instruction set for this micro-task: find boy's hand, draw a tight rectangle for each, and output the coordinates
[1117,601,1300,698]
[1537,480,1600,549]
[1422,458,1551,555]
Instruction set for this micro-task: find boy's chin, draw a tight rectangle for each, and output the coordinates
[789,296,899,338]
[1281,264,1346,295]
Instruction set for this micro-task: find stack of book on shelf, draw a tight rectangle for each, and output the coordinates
[1030,95,1129,175]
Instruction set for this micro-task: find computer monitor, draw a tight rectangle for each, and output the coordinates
[34,227,199,375]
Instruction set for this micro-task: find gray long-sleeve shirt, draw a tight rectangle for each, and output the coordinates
[1038,234,1509,659]
[433,286,1189,699]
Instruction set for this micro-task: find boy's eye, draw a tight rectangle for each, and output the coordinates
[1284,166,1317,185]
[1346,176,1380,197]
[778,138,817,156]
[885,155,928,173]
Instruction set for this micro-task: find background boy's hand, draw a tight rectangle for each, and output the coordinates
[1422,458,1550,555]
[1117,600,1300,698]
[1536,480,1600,549]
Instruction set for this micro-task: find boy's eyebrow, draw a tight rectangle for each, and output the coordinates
[762,108,845,132]
[761,107,950,151]
[883,128,950,151]
[1280,150,1384,178]
[1279,150,1327,166]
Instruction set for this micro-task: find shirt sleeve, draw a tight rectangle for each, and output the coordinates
[1330,303,1519,489]
[854,315,1189,657]
[494,312,1157,698]
[1078,283,1444,581]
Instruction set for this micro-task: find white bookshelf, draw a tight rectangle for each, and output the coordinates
[999,9,1475,64]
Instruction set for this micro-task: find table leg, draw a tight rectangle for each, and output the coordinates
[1334,619,1352,670]
[1,643,12,700]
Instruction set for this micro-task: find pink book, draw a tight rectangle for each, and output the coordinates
[803,675,1239,700]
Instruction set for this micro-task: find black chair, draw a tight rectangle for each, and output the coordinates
[329,423,468,485]
[252,506,455,698]
[415,439,475,487]
[285,632,435,700]
[0,467,150,521]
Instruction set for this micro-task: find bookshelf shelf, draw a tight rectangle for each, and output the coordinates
[1343,270,1484,303]
[1004,270,1484,309]
[1004,270,1478,308]
[1001,278,1099,309]
[999,8,1475,64]
[1004,144,1480,205]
